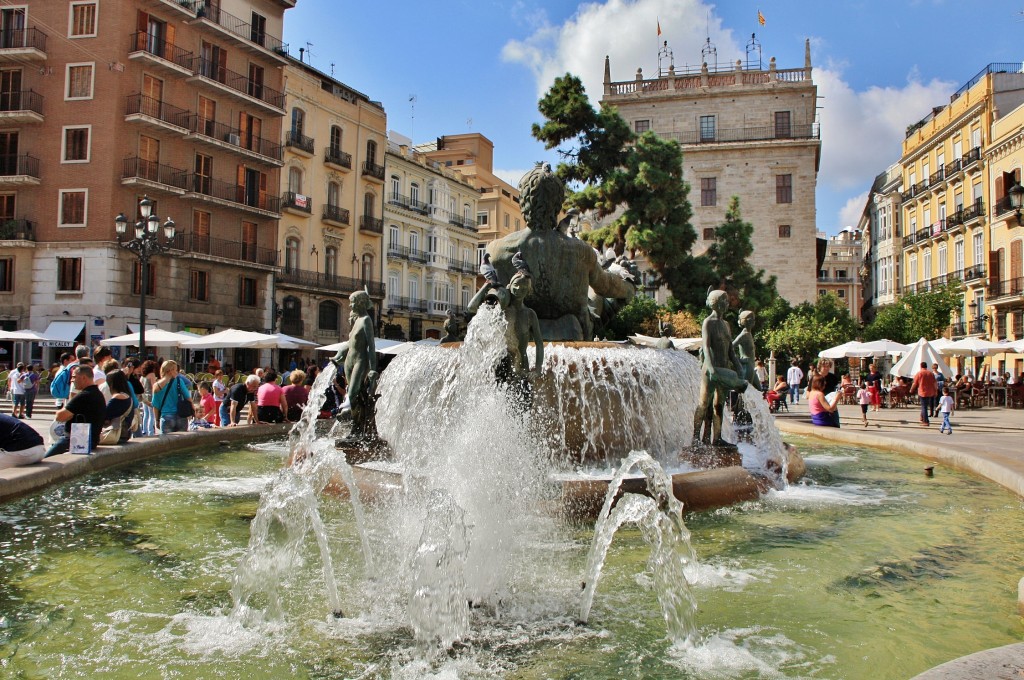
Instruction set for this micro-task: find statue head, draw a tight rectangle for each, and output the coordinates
[350,290,371,315]
[508,270,533,300]
[707,289,729,314]
[738,310,755,329]
[518,162,565,231]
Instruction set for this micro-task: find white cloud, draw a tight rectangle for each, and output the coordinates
[493,168,532,188]
[836,190,869,232]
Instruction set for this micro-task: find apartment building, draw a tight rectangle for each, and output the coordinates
[816,228,863,319]
[275,55,386,346]
[384,134,479,340]
[899,63,1024,339]
[985,99,1024,364]
[601,41,821,304]
[858,163,902,322]
[0,0,292,365]
[418,133,523,264]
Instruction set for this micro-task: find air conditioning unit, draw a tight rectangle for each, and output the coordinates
[225,133,240,145]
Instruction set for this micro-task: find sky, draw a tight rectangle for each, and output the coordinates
[283,0,1024,236]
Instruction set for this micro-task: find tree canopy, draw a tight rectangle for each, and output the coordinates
[863,283,962,343]
[762,292,859,363]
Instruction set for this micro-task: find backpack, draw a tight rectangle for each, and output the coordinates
[50,362,76,399]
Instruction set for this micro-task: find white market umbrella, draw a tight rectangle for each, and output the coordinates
[942,337,1006,357]
[889,338,955,379]
[100,329,194,347]
[1003,339,1024,354]
[818,340,870,359]
[0,329,53,341]
[180,329,277,349]
[928,337,956,354]
[315,338,405,353]
[264,333,319,349]
[857,339,910,356]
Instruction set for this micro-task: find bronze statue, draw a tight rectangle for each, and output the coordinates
[733,310,759,391]
[486,163,636,341]
[440,309,460,344]
[693,290,748,447]
[331,290,378,441]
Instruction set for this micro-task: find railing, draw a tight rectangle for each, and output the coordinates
[183,172,281,213]
[963,264,986,281]
[929,168,945,185]
[172,231,278,266]
[968,318,987,335]
[0,27,47,52]
[359,215,383,233]
[281,191,311,213]
[944,158,961,177]
[817,276,855,283]
[122,156,188,189]
[994,194,1016,217]
[989,277,1024,299]
[128,31,193,69]
[446,211,477,231]
[960,200,984,223]
[125,93,190,128]
[324,147,351,169]
[961,146,981,168]
[276,267,369,294]
[0,153,39,178]
[0,90,42,115]
[659,122,818,145]
[321,204,349,224]
[190,57,285,109]
[361,161,385,180]
[387,295,429,313]
[950,322,966,337]
[196,2,288,55]
[0,219,33,240]
[386,244,429,263]
[181,113,283,160]
[285,129,314,153]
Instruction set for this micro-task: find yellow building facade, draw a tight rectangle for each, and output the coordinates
[899,63,1024,339]
[275,57,387,346]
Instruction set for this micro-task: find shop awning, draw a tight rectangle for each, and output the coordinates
[41,320,85,348]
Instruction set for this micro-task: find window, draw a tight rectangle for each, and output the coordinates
[62,126,90,162]
[477,211,488,226]
[57,257,82,291]
[504,213,510,229]
[388,225,399,249]
[65,63,94,100]
[837,289,846,298]
[194,153,212,194]
[699,115,715,142]
[59,189,87,227]
[290,107,304,137]
[366,139,377,166]
[0,257,11,292]
[285,237,299,272]
[250,11,267,46]
[702,227,715,240]
[318,300,340,331]
[700,177,716,206]
[774,111,791,138]
[329,125,342,152]
[778,224,791,238]
[132,261,156,296]
[361,253,375,283]
[390,175,400,199]
[410,183,420,205]
[69,2,97,38]
[247,63,264,99]
[836,269,847,279]
[288,166,302,194]
[327,181,340,208]
[241,221,257,262]
[776,174,792,204]
[239,277,257,306]
[193,210,211,253]
[325,246,337,278]
[635,119,650,133]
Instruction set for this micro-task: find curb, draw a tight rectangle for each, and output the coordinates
[909,642,1024,679]
[0,424,291,503]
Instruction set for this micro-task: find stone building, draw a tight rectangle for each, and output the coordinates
[816,228,863,319]
[418,133,523,266]
[0,0,293,367]
[600,40,821,305]
[858,163,902,322]
[383,134,479,340]
[275,54,386,347]
[898,63,1024,339]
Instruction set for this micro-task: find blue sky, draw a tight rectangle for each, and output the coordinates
[284,0,1024,236]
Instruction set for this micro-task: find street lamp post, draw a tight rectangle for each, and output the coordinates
[114,195,176,360]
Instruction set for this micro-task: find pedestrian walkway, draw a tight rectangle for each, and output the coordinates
[774,400,1024,498]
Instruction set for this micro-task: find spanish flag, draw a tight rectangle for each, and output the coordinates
[758,10,766,26]
[657,19,662,36]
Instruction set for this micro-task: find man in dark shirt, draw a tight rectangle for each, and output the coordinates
[44,364,107,457]
[227,376,260,426]
[0,413,45,468]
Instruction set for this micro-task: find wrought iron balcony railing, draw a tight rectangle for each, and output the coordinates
[128,31,193,69]
[324,147,351,169]
[321,204,349,224]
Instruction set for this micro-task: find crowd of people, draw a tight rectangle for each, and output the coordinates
[0,345,349,470]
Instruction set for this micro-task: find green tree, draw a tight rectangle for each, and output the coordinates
[532,74,696,276]
[603,295,661,341]
[763,292,859,362]
[864,283,962,343]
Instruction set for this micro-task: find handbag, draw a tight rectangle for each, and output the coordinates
[69,415,92,455]
[175,377,195,419]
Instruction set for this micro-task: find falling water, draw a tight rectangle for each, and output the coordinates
[578,450,698,644]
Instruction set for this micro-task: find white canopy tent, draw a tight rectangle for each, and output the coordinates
[818,340,870,359]
[857,339,910,356]
[889,338,955,379]
[942,337,1006,357]
[100,329,196,347]
[180,329,294,350]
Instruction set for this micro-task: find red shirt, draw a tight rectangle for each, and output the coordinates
[911,368,938,397]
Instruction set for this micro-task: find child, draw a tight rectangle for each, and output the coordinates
[192,381,217,429]
[938,385,955,435]
[856,380,872,427]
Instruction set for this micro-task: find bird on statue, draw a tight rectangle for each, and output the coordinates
[480,252,500,286]
[511,250,530,276]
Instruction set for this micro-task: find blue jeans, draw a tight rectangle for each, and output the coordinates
[219,401,230,427]
[789,384,800,403]
[940,411,952,433]
[161,414,190,433]
[919,396,934,424]
[142,404,156,436]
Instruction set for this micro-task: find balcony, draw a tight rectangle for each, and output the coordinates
[276,267,367,295]
[387,244,429,263]
[659,122,819,145]
[989,277,1024,300]
[445,211,477,231]
[960,200,984,225]
[321,204,349,226]
[127,31,193,76]
[0,154,40,185]
[0,218,34,241]
[124,94,190,134]
[191,3,288,63]
[182,114,283,165]
[968,318,987,335]
[361,160,385,181]
[187,57,285,115]
[0,27,47,61]
[284,129,314,155]
[172,231,278,267]
[182,173,281,216]
[121,157,188,194]
[0,90,42,124]
[282,191,312,215]
[139,0,197,18]
[817,276,855,284]
[324,147,351,170]
[944,158,961,178]
[359,215,384,234]
[962,146,981,171]
[388,295,429,314]
[963,264,986,282]
[929,167,945,186]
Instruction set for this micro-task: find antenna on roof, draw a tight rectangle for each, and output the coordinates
[330,62,335,77]
[745,33,762,70]
[702,13,717,70]
[304,42,314,64]
[409,94,417,146]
